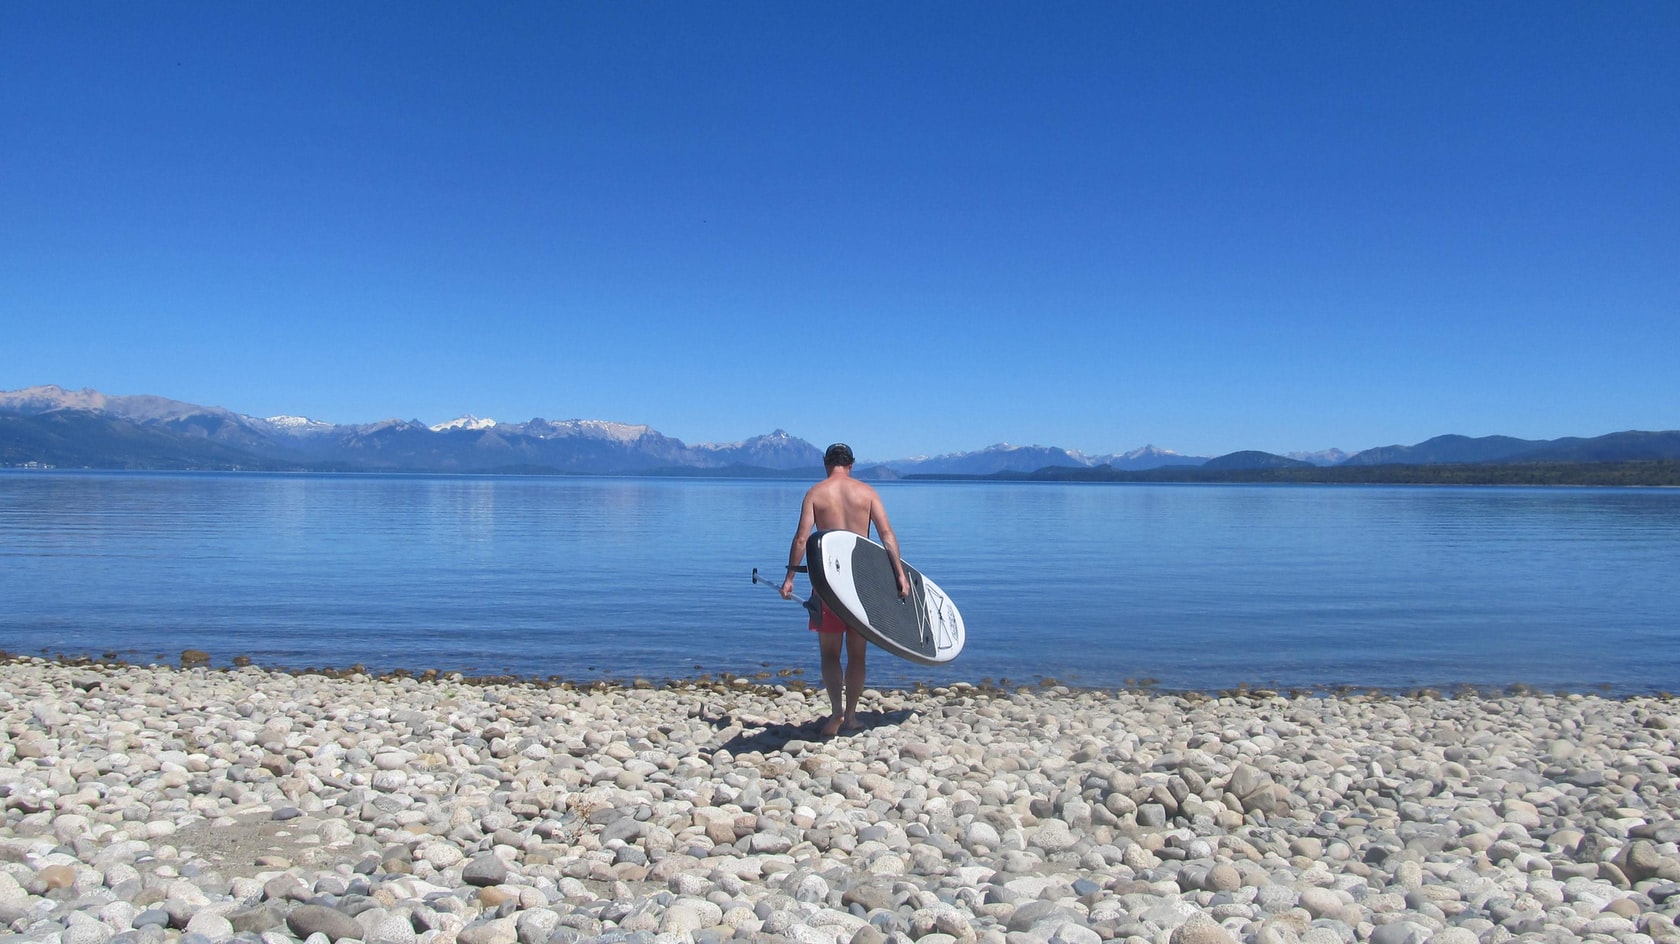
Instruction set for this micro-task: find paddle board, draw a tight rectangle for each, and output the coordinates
[806,530,965,665]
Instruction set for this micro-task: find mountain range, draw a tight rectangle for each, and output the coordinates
[0,386,823,474]
[4,385,1679,478]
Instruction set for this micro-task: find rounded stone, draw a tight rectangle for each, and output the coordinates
[1425,929,1478,944]
[514,909,560,944]
[364,913,417,944]
[1370,923,1430,944]
[66,913,115,944]
[184,913,234,942]
[35,864,78,890]
[1031,820,1079,854]
[964,821,1001,850]
[1206,863,1243,892]
[287,905,366,942]
[419,843,465,869]
[1298,887,1345,919]
[462,854,510,887]
[455,917,518,944]
[794,873,829,903]
[0,873,28,908]
[1171,916,1238,944]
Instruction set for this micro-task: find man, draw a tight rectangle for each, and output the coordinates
[781,442,910,738]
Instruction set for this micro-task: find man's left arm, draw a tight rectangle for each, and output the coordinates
[871,495,911,599]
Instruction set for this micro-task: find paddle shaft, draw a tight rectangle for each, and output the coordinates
[751,568,822,618]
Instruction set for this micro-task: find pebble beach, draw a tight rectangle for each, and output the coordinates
[3,658,1679,944]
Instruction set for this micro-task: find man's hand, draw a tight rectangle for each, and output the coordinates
[780,576,795,600]
[896,572,910,600]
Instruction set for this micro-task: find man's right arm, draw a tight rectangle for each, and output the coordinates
[781,492,816,600]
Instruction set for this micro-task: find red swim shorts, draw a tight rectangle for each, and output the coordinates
[808,600,850,634]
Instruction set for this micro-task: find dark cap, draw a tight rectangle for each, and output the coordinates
[823,443,855,467]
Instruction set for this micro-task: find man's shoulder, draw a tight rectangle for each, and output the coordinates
[805,479,844,506]
[842,477,881,497]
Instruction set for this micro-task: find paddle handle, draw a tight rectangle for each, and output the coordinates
[751,566,806,589]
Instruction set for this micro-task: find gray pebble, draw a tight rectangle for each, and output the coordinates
[463,854,511,887]
[287,905,365,942]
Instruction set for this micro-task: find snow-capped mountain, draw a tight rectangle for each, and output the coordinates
[695,430,824,469]
[1092,445,1208,472]
[517,418,657,444]
[1286,448,1350,467]
[0,385,243,424]
[429,415,499,432]
[262,415,336,435]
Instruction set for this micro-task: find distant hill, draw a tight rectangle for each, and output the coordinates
[905,430,1680,487]
[1518,430,1680,463]
[883,444,1089,476]
[1028,460,1680,486]
[1341,431,1680,468]
[1201,450,1314,471]
[880,442,1207,476]
[0,409,299,471]
[1342,434,1548,466]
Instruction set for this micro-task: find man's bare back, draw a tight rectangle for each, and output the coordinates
[806,473,888,535]
[781,460,908,600]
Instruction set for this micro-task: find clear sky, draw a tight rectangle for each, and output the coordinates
[4,3,1676,459]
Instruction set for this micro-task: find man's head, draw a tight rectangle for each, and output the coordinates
[823,442,855,469]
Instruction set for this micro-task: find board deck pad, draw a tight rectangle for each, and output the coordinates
[807,530,965,665]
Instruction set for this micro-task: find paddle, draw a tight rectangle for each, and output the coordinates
[752,567,821,616]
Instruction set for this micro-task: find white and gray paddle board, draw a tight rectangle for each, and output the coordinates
[806,530,965,665]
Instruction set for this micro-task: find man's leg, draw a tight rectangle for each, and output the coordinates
[842,629,868,729]
[818,630,845,737]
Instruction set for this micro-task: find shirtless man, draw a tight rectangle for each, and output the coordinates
[781,443,910,738]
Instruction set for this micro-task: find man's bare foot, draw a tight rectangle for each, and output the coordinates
[842,713,863,732]
[819,715,844,738]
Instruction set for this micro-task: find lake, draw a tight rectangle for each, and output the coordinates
[2,471,1677,694]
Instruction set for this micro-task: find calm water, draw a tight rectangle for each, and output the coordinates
[3,471,1678,694]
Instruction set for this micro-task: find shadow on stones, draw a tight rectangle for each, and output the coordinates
[705,708,916,755]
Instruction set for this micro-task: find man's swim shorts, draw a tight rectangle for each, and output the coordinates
[808,599,850,634]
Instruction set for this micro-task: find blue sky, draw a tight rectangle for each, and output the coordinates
[4,3,1676,459]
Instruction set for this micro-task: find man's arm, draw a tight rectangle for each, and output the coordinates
[870,493,911,599]
[780,491,817,600]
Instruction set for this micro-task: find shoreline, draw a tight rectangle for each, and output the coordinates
[7,650,1671,702]
[4,657,1680,944]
